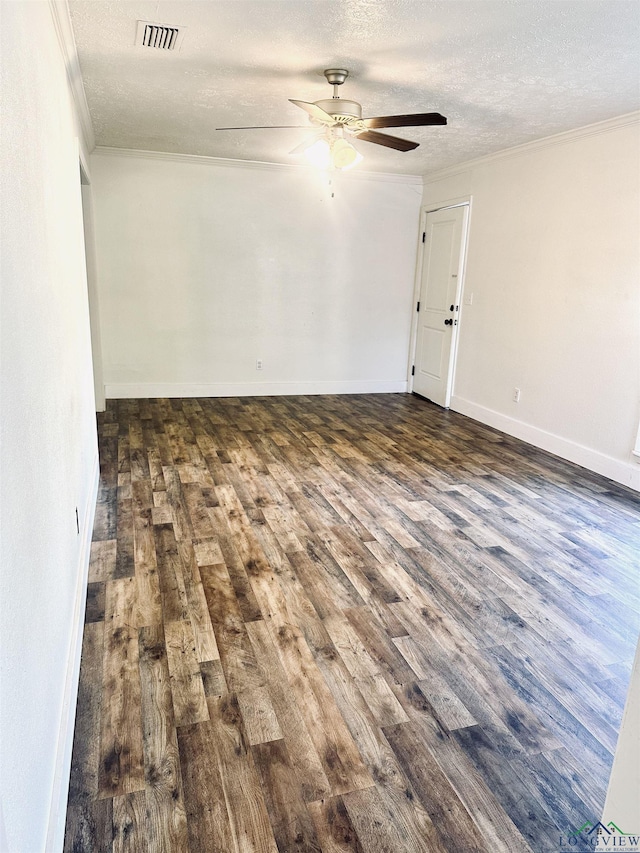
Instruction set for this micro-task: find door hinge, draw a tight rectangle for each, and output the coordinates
[411,365,415,376]
[422,232,426,243]
[416,301,420,312]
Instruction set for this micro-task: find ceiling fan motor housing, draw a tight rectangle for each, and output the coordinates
[314,98,362,123]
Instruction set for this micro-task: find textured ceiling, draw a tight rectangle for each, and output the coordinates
[68,0,640,175]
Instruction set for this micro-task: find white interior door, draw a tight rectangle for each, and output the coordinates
[413,205,468,407]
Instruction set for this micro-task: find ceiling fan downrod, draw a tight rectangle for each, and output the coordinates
[323,68,349,99]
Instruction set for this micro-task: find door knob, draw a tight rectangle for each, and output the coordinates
[444,318,453,326]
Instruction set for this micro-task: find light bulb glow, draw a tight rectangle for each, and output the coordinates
[331,138,363,170]
[303,138,331,169]
[302,134,363,171]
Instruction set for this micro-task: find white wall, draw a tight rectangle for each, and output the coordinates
[420,116,640,490]
[603,639,640,833]
[90,150,422,398]
[0,3,99,850]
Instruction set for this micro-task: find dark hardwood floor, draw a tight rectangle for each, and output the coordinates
[64,394,640,852]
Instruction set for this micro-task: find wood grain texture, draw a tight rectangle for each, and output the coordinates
[67,394,640,852]
[64,798,113,853]
[237,685,283,745]
[64,622,107,852]
[251,739,322,851]
[246,618,333,803]
[88,539,117,583]
[176,715,236,853]
[307,796,365,853]
[203,694,279,853]
[164,620,210,727]
[138,625,189,851]
[97,578,145,799]
[112,791,147,853]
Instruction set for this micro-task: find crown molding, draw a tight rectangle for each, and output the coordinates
[48,0,95,152]
[92,146,423,186]
[423,111,640,182]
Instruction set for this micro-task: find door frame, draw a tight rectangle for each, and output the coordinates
[407,195,472,406]
[79,149,106,412]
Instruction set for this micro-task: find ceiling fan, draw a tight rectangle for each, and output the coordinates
[217,69,447,168]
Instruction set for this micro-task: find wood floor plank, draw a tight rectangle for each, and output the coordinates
[393,682,535,853]
[92,492,118,542]
[164,620,209,727]
[192,538,224,567]
[216,532,264,623]
[341,786,417,853]
[236,685,283,745]
[147,446,166,492]
[201,562,265,693]
[85,582,105,624]
[454,725,562,851]
[241,560,375,797]
[486,643,616,781]
[112,791,148,853]
[177,540,220,663]
[68,621,104,802]
[251,739,322,851]
[153,523,189,623]
[307,795,365,853]
[270,621,374,797]
[392,635,478,730]
[383,720,489,852]
[503,635,623,753]
[200,658,228,697]
[133,501,163,629]
[88,539,117,583]
[393,599,559,755]
[205,694,279,853]
[138,625,189,851]
[67,394,640,853]
[176,718,236,853]
[64,798,113,853]
[323,612,409,727]
[245,619,333,802]
[318,525,401,605]
[114,495,134,579]
[163,465,195,542]
[98,578,145,799]
[343,607,414,683]
[182,482,218,539]
[287,543,365,618]
[129,421,150,484]
[309,639,449,852]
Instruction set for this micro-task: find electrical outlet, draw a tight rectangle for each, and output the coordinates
[513,388,521,403]
[256,359,263,371]
[463,292,473,306]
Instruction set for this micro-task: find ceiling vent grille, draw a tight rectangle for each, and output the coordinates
[135,20,185,51]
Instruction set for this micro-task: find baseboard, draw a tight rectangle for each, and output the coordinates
[105,379,409,399]
[45,452,100,852]
[450,396,640,492]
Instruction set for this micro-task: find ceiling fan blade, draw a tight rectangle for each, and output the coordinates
[355,129,419,152]
[216,125,309,130]
[362,113,447,129]
[289,99,336,124]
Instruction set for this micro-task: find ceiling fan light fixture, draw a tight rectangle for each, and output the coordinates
[303,137,332,169]
[218,67,446,164]
[331,137,362,171]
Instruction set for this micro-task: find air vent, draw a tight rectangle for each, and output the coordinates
[135,20,185,51]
